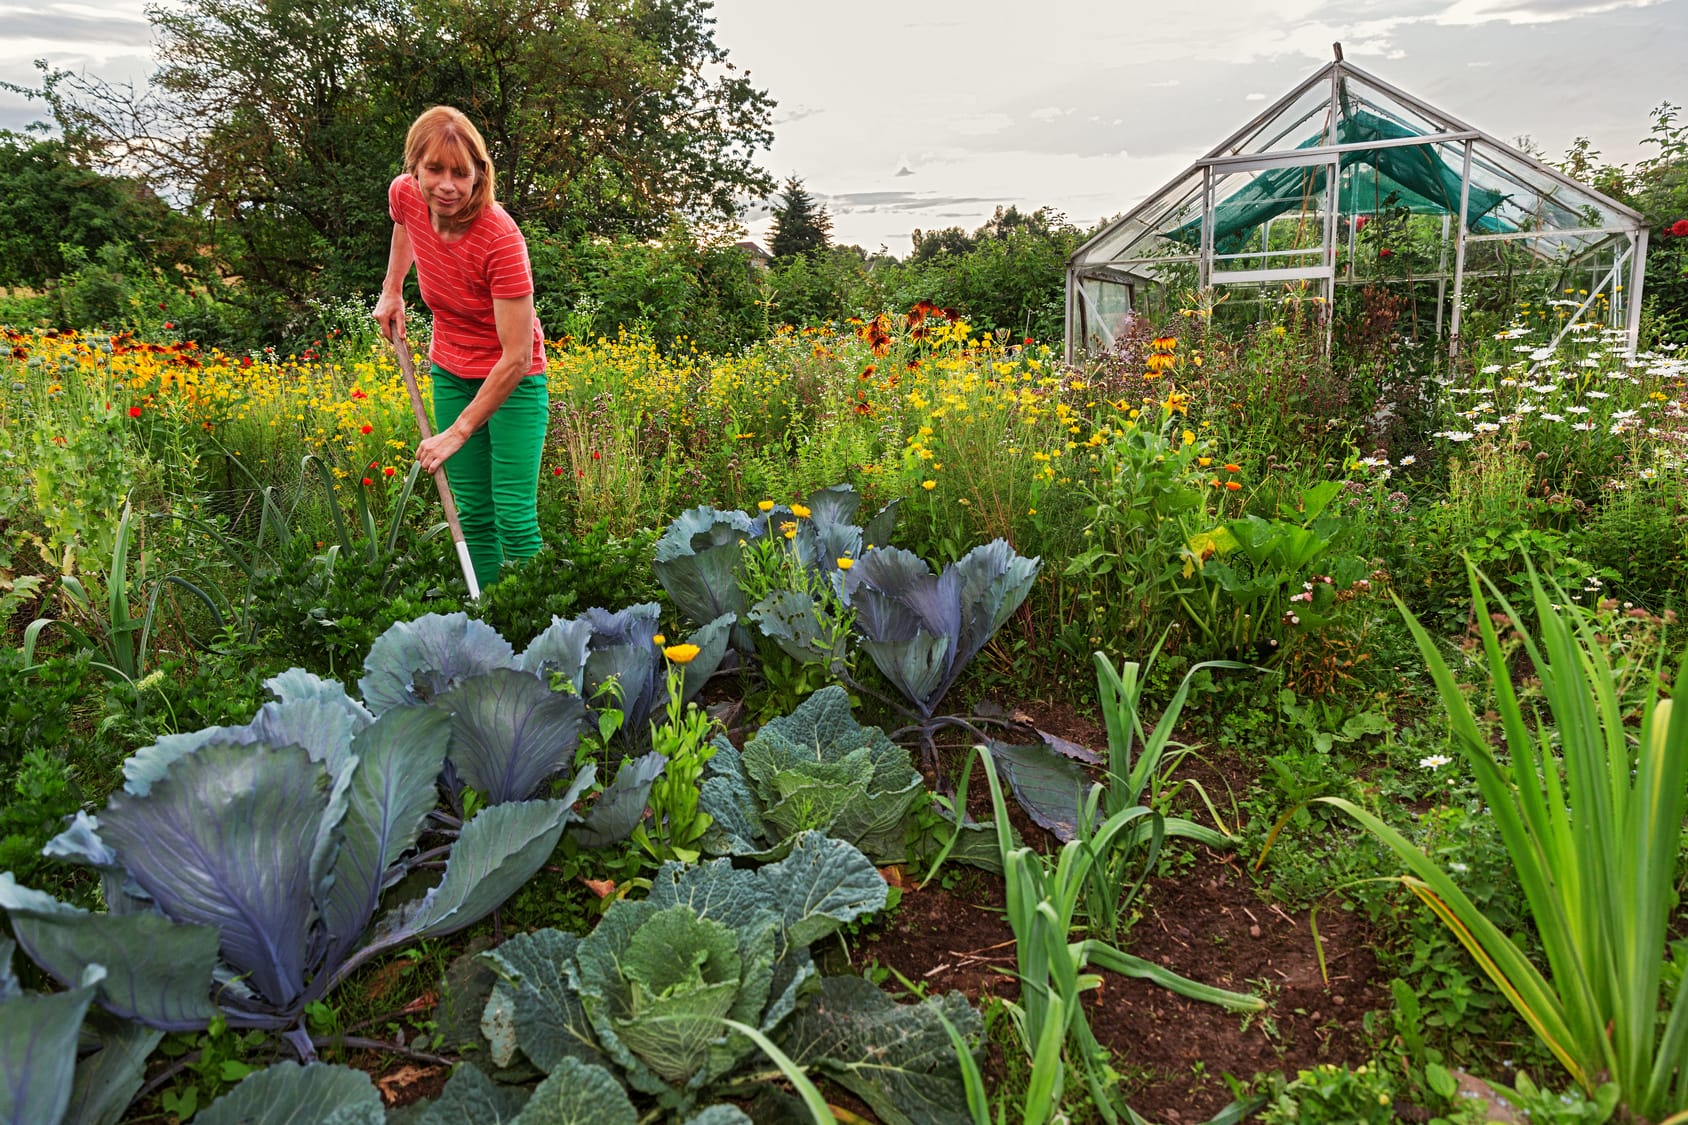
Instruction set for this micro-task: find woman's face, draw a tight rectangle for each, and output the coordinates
[414,139,479,223]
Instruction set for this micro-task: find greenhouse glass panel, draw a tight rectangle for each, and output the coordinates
[1066,54,1648,361]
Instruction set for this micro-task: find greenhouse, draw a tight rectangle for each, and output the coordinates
[1065,47,1650,361]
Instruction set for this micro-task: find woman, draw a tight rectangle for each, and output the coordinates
[373,105,547,591]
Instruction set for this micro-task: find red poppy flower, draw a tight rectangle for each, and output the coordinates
[1023,336,1033,346]
[361,476,374,486]
[553,466,563,476]
[163,322,174,329]
[383,466,396,477]
[351,388,368,400]
[592,450,601,461]
[128,405,143,418]
[360,423,373,435]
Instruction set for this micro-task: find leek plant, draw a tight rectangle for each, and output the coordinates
[964,749,1264,1125]
[1322,564,1688,1123]
[1082,647,1244,940]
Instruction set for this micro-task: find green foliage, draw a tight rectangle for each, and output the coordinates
[155,1013,272,1123]
[898,206,1081,343]
[1325,562,1688,1118]
[699,685,923,863]
[768,177,833,261]
[0,749,81,896]
[530,222,766,355]
[478,833,975,1120]
[475,524,664,650]
[25,0,774,331]
[1258,1062,1398,1123]
[937,748,1263,1125]
[0,648,89,777]
[0,132,201,293]
[633,662,720,864]
[246,525,457,680]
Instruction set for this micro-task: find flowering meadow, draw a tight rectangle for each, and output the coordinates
[2,296,1687,1125]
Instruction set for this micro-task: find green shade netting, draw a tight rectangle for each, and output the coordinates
[1167,107,1513,252]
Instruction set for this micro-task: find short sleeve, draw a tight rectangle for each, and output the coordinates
[388,174,413,225]
[483,215,535,301]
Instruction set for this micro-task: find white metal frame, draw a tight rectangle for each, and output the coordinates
[1065,53,1650,363]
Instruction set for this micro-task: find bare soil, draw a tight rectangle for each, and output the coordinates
[860,696,1385,1121]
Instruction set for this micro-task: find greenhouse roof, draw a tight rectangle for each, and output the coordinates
[1065,52,1650,359]
[1070,55,1645,274]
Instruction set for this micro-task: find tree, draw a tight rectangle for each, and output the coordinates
[768,176,831,259]
[0,132,193,290]
[25,0,775,325]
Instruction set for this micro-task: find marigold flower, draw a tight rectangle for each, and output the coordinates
[790,503,811,518]
[758,499,775,512]
[836,557,854,570]
[1224,463,1241,473]
[663,643,700,664]
[652,633,666,645]
[1225,480,1241,491]
[1198,457,1212,466]
[921,480,936,491]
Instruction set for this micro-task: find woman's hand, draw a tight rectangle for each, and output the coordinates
[373,289,406,342]
[416,425,468,474]
[375,223,416,342]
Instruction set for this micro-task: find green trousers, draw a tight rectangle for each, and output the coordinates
[430,364,548,590]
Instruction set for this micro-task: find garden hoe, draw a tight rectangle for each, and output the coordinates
[391,336,481,601]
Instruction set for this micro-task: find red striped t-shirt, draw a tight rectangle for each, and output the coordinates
[388,174,545,379]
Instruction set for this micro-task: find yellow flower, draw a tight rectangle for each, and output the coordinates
[663,643,701,664]
[1198,456,1212,466]
[758,499,774,512]
[836,557,854,570]
[921,480,936,491]
[790,503,812,518]
[652,633,666,645]
[779,520,798,536]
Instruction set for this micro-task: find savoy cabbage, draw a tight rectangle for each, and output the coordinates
[698,685,923,863]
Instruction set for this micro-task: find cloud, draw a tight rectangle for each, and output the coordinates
[1435,0,1667,23]
[773,105,824,125]
[0,4,149,45]
[819,190,1002,214]
[1029,106,1072,122]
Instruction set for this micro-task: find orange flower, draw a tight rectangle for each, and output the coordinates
[1224,463,1241,473]
[1225,480,1241,491]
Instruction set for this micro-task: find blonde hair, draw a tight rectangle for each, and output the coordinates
[403,106,495,229]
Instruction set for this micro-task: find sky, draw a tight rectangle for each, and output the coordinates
[1,0,1681,257]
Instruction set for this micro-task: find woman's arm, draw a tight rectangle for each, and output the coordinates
[373,223,416,341]
[414,294,536,474]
